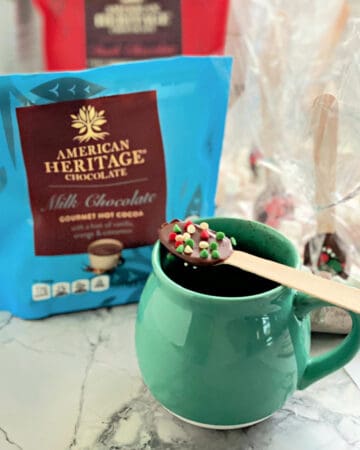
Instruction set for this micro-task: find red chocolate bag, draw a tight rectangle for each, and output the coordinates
[34,0,229,70]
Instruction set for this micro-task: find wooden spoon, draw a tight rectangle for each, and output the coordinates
[306,0,349,103]
[160,220,360,314]
[303,93,348,278]
[253,12,294,226]
[226,250,359,313]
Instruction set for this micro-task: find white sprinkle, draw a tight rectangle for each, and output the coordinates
[183,232,191,241]
[187,224,196,234]
[175,234,184,242]
[200,222,209,230]
[184,245,193,254]
[199,241,209,249]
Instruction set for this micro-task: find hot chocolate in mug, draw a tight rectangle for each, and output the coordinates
[135,217,360,429]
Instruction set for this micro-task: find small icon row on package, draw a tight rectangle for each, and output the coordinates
[32,275,110,301]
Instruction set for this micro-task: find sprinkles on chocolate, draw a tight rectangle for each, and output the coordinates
[159,219,234,266]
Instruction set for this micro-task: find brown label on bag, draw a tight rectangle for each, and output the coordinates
[85,0,182,67]
[16,91,166,256]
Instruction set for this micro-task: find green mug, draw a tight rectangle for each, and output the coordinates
[135,217,360,429]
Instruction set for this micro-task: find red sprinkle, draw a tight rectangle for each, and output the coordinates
[169,232,177,242]
[175,240,184,248]
[319,253,329,264]
[200,230,209,240]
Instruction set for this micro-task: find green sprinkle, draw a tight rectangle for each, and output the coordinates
[327,259,342,273]
[230,237,237,247]
[211,250,220,259]
[173,224,182,233]
[166,253,176,262]
[185,238,194,248]
[200,249,209,259]
[216,231,225,241]
[209,242,218,251]
[176,244,184,253]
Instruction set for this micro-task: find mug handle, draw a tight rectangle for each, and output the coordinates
[294,291,360,389]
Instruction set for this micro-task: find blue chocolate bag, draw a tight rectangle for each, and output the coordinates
[0,56,231,319]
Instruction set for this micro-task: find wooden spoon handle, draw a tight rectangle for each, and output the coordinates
[306,1,349,103]
[314,0,349,81]
[259,11,289,156]
[226,250,360,314]
[312,93,338,233]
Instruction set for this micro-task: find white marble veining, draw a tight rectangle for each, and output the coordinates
[0,305,359,450]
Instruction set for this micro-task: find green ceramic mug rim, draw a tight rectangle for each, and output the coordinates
[152,217,301,303]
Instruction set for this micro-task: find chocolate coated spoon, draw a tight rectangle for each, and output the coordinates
[160,220,360,314]
[303,94,348,278]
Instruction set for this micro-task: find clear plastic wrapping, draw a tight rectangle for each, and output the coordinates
[0,0,42,74]
[218,0,360,333]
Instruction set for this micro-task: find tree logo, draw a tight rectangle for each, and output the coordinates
[71,105,109,143]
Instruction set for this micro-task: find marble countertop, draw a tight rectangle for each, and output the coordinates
[0,305,359,450]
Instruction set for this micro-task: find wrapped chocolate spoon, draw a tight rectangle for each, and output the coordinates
[252,12,294,227]
[303,93,348,278]
[305,0,349,106]
[160,219,360,313]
